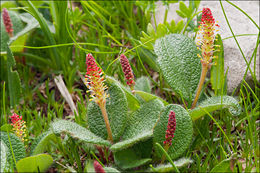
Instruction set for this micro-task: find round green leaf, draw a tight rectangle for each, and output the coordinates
[16,154,53,172]
[114,147,151,170]
[87,82,128,142]
[153,104,193,160]
[110,99,164,152]
[154,34,201,102]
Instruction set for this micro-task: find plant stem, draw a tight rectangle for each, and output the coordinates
[191,64,208,109]
[100,104,113,143]
[161,144,170,163]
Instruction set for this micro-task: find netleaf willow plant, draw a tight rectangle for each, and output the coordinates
[85,53,113,143]
[1,7,242,173]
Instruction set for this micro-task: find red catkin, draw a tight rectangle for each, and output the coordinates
[93,160,106,173]
[163,110,176,146]
[119,54,135,89]
[2,8,13,37]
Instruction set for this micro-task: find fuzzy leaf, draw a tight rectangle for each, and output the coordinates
[131,138,153,159]
[50,120,111,146]
[148,158,193,172]
[30,131,56,155]
[110,99,164,152]
[87,82,128,142]
[190,96,241,121]
[135,76,151,93]
[153,104,193,160]
[114,138,153,170]
[114,148,151,169]
[104,167,121,173]
[154,34,201,102]
[16,154,53,173]
[106,76,140,111]
[0,132,26,168]
[7,44,22,107]
[1,141,10,172]
[8,13,39,46]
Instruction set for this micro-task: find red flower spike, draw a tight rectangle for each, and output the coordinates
[119,54,135,89]
[85,53,108,106]
[196,8,219,67]
[2,8,13,37]
[93,160,106,173]
[163,111,176,146]
[10,113,27,142]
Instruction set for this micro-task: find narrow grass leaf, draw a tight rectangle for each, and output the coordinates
[211,34,224,93]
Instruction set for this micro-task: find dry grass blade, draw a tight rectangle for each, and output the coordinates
[54,75,78,115]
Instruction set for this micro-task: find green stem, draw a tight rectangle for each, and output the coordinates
[163,5,169,24]
[7,132,17,168]
[191,64,208,109]
[161,144,170,163]
[155,143,179,173]
[3,82,6,123]
[100,104,113,143]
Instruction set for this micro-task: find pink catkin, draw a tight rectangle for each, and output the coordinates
[93,160,106,173]
[163,111,176,146]
[119,54,135,88]
[2,8,13,37]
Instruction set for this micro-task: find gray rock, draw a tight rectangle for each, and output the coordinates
[153,1,259,93]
